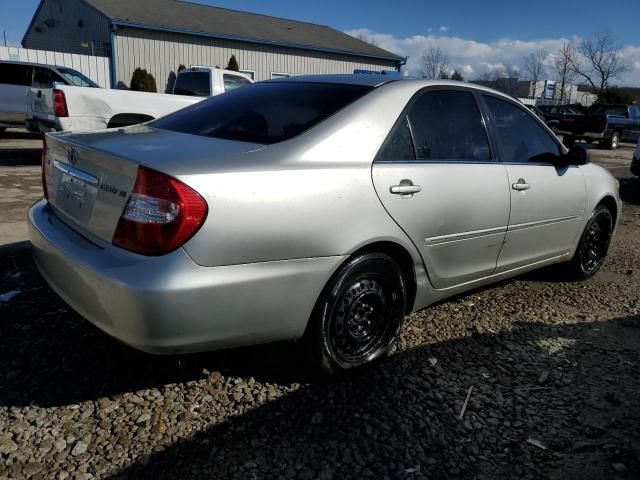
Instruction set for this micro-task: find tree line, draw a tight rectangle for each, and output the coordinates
[419,31,633,103]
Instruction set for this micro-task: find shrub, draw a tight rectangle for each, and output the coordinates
[130,68,158,93]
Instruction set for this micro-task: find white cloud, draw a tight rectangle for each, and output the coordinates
[345,28,640,86]
[439,26,449,33]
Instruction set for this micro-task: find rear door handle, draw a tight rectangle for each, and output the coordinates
[390,180,421,196]
[512,178,531,191]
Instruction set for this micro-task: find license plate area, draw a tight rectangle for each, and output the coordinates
[54,161,99,225]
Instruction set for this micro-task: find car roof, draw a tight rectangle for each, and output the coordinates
[0,60,65,70]
[265,74,522,99]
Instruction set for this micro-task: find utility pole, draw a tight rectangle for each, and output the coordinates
[3,30,7,47]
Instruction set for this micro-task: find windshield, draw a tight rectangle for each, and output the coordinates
[153,82,374,145]
[57,68,99,88]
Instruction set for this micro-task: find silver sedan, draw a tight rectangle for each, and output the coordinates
[28,75,621,375]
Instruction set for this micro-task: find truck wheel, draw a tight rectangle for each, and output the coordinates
[0,127,5,135]
[562,135,575,148]
[606,131,620,150]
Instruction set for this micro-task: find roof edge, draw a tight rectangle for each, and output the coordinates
[111,21,404,64]
[21,0,45,46]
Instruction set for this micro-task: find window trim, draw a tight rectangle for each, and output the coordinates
[374,85,496,164]
[478,92,565,166]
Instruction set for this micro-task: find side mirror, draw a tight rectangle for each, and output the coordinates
[564,145,590,166]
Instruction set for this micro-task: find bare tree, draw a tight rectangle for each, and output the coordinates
[420,46,449,79]
[523,50,548,98]
[568,31,631,101]
[552,41,578,102]
[356,33,378,47]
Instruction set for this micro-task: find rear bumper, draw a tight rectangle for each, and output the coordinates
[28,199,343,354]
[26,115,108,133]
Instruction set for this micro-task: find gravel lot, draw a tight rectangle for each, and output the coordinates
[0,134,639,480]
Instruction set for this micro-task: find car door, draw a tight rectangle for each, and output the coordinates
[0,63,32,125]
[481,94,586,271]
[372,88,511,290]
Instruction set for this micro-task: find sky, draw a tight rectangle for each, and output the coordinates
[3,0,640,85]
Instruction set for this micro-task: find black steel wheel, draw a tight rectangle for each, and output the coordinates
[306,252,407,376]
[563,205,613,280]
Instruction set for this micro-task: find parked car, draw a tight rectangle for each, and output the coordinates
[557,104,640,150]
[632,137,640,177]
[29,76,620,375]
[525,104,545,121]
[172,66,253,97]
[0,60,99,133]
[537,104,584,131]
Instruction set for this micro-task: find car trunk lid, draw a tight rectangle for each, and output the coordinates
[43,126,263,244]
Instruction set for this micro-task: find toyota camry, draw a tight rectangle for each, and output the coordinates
[29,75,621,375]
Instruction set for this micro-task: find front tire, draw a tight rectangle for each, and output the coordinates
[306,252,407,376]
[562,205,613,280]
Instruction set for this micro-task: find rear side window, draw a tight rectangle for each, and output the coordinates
[377,117,415,161]
[57,67,98,88]
[153,82,374,145]
[484,95,561,163]
[407,90,491,161]
[173,72,211,97]
[0,63,31,86]
[223,74,251,92]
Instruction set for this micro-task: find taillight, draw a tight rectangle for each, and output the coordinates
[41,137,48,199]
[112,167,208,256]
[53,89,68,117]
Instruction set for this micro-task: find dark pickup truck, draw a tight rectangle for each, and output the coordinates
[557,104,640,150]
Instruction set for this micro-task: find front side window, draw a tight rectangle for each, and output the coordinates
[173,72,211,97]
[271,72,291,80]
[484,95,561,164]
[0,63,31,86]
[407,90,491,161]
[223,74,252,92]
[153,82,373,145]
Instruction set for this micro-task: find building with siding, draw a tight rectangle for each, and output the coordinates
[22,0,404,92]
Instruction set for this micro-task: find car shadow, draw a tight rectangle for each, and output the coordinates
[1,250,639,478]
[0,148,42,166]
[109,314,639,480]
[0,129,43,141]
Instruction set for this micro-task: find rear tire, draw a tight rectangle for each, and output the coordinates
[563,135,575,148]
[0,127,6,135]
[305,252,407,376]
[562,205,613,280]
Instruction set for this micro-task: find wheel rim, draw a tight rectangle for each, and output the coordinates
[580,216,611,274]
[329,278,391,364]
[612,134,618,148]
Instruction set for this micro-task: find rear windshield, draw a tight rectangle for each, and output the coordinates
[174,72,211,97]
[153,82,374,144]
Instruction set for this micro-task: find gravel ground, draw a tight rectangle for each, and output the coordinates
[1,175,639,479]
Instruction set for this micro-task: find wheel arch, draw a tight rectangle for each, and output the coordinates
[107,113,155,129]
[346,240,418,315]
[596,194,618,227]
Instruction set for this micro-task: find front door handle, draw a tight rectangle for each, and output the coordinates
[512,178,531,191]
[390,180,421,197]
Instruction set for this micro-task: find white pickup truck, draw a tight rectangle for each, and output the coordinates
[25,66,253,133]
